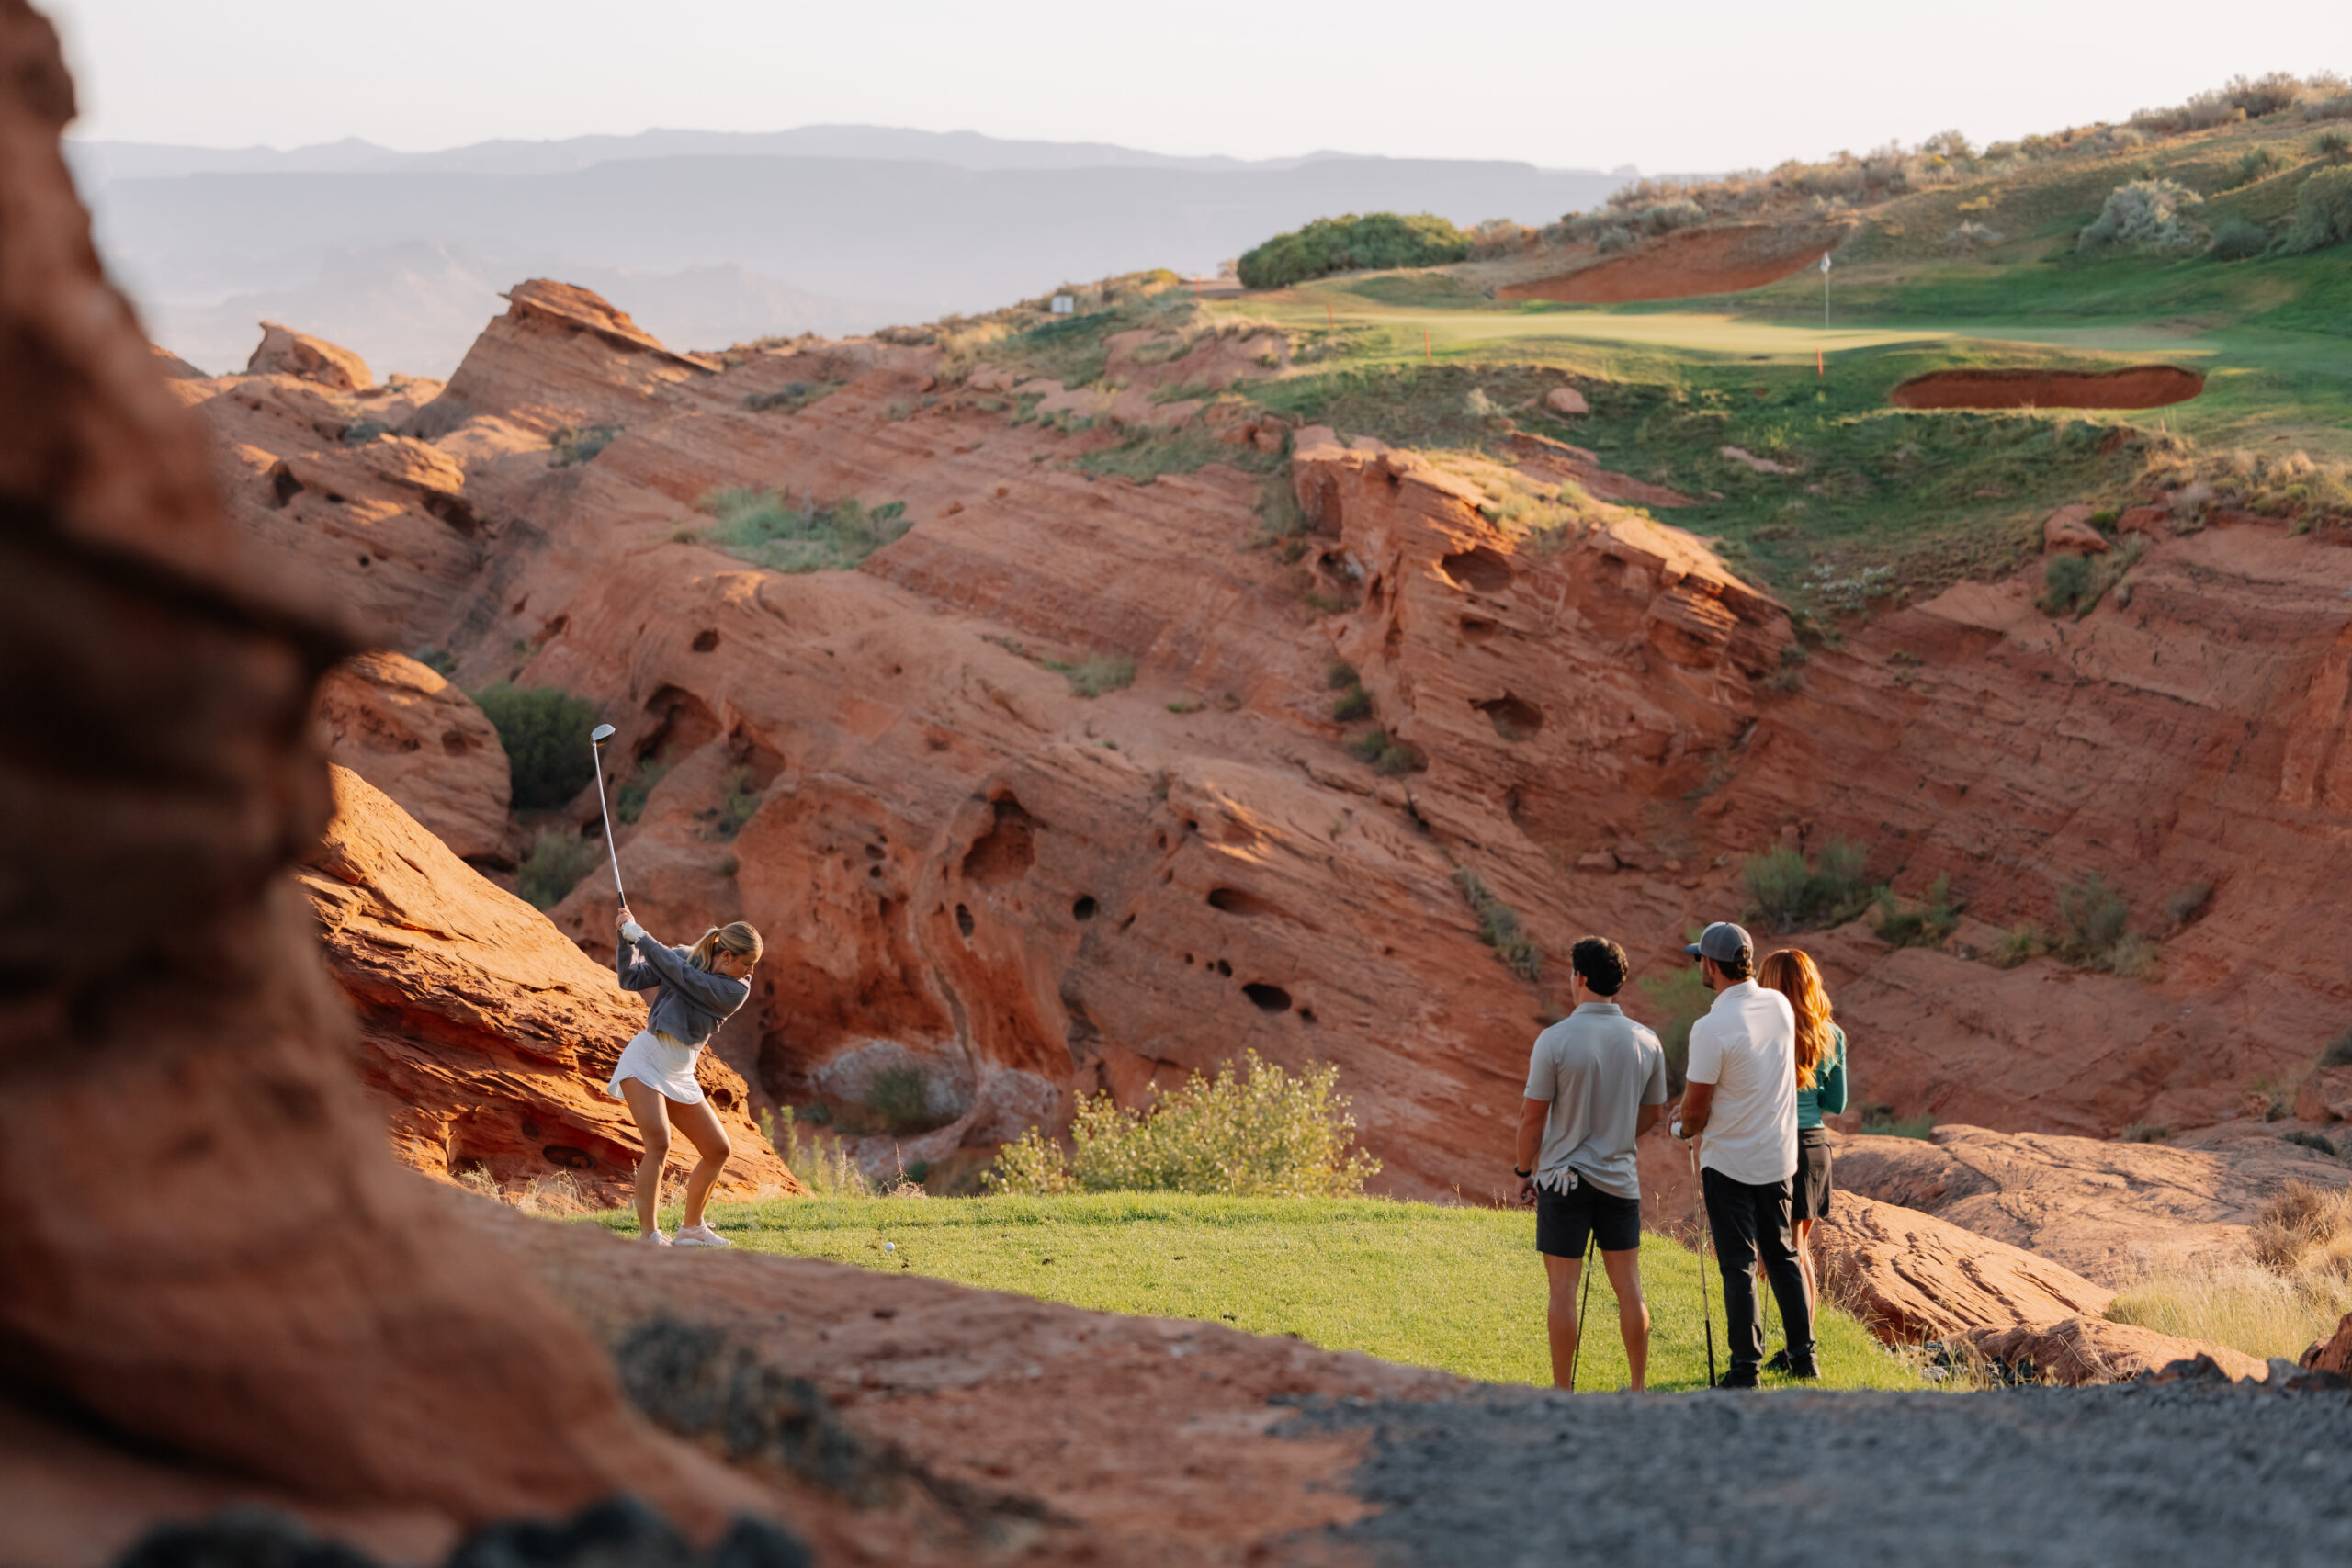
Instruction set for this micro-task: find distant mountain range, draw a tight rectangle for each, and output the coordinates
[70,124,1637,378]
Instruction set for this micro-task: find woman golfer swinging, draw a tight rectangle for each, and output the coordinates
[607,905,763,1247]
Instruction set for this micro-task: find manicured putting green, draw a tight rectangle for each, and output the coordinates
[601,1192,1927,1394]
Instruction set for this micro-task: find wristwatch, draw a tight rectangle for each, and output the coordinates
[1513,1167,1532,1179]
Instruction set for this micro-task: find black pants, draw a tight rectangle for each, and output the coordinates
[1700,1166,1815,1375]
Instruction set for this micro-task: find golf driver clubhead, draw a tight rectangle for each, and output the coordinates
[589,724,627,904]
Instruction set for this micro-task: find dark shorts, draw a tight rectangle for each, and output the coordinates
[1793,1126,1835,1222]
[1535,1177,1643,1256]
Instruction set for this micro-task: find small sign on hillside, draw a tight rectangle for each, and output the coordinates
[1050,294,1075,315]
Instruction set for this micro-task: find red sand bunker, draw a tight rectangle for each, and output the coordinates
[1890,366,2205,411]
[1498,222,1855,304]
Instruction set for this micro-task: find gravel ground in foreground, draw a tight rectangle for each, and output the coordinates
[1283,1382,2351,1566]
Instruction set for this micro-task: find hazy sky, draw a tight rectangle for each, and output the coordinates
[44,0,2346,172]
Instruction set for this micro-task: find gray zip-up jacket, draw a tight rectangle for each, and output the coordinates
[616,921,751,1048]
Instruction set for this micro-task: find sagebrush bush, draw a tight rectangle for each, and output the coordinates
[473,683,599,810]
[1874,873,1960,948]
[1055,654,1136,698]
[1942,220,2004,251]
[2227,145,2290,188]
[2321,1028,2352,1069]
[763,1107,873,1198]
[1236,212,1471,290]
[2209,218,2271,261]
[988,1051,1381,1198]
[698,487,910,573]
[1453,868,1543,983]
[516,826,592,910]
[2279,166,2352,254]
[2077,179,2208,254]
[1744,838,1872,932]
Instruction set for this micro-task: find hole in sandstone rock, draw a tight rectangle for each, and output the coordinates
[357,554,371,568]
[640,685,722,758]
[541,1145,594,1170]
[961,795,1037,886]
[1243,983,1293,1012]
[1206,887,1277,918]
[1072,896,1099,921]
[323,491,345,505]
[1298,1007,1317,1024]
[1474,693,1544,742]
[1216,959,1233,977]
[1182,953,1193,965]
[864,843,885,861]
[1438,546,1514,595]
[441,729,472,755]
[873,1307,898,1320]
[1118,914,1136,932]
[268,465,301,507]
[956,905,975,937]
[692,629,720,652]
[1460,616,1497,644]
[709,1087,737,1110]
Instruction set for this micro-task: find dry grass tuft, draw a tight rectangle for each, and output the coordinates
[2106,1181,2352,1362]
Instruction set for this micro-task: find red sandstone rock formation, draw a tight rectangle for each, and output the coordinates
[313,651,513,862]
[249,320,374,391]
[1963,1316,2266,1385]
[300,765,797,1203]
[1834,1123,2350,1286]
[1811,1194,2118,1340]
[2303,1311,2352,1374]
[0,11,775,1556]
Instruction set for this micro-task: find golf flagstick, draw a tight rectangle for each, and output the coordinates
[589,724,626,904]
[1568,1224,1597,1393]
[1690,1140,1716,1388]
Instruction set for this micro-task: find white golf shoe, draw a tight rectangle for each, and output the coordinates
[673,1221,731,1248]
[640,1229,671,1246]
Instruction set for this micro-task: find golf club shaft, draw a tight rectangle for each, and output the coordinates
[1691,1141,1716,1388]
[1569,1225,1596,1393]
[591,745,627,904]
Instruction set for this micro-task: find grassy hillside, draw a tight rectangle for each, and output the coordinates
[598,1192,1928,1394]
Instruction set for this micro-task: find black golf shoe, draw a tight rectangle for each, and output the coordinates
[1716,1368,1760,1390]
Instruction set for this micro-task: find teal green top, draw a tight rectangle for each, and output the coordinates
[1796,1025,1848,1130]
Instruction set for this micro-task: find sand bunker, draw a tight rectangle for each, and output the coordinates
[1498,222,1854,304]
[1890,366,2204,411]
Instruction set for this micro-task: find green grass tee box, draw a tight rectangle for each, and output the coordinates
[596,1193,1924,1394]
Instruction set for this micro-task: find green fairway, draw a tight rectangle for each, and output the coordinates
[598,1193,1927,1394]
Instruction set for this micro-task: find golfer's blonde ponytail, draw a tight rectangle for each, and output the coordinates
[688,921,764,972]
[1760,948,1836,1089]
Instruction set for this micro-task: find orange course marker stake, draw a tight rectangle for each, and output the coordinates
[1326,300,1334,329]
[1817,348,1824,378]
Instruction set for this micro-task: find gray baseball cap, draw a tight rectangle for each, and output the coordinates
[1684,921,1754,964]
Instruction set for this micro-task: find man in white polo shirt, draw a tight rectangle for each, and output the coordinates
[1674,920,1815,1387]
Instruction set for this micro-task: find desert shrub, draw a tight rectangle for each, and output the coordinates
[2279,166,2352,253]
[2077,179,2207,254]
[865,1066,933,1132]
[343,419,389,445]
[2252,1182,2352,1276]
[615,760,668,824]
[1466,217,1534,258]
[702,765,762,840]
[2321,1028,2352,1069]
[1345,726,1420,776]
[1636,965,1711,1091]
[2318,128,2352,165]
[2052,873,2156,973]
[2283,1129,2342,1157]
[697,486,910,573]
[2120,1121,2175,1144]
[1743,837,1873,932]
[1235,212,1472,290]
[1325,660,1359,690]
[744,378,843,413]
[2040,536,2141,617]
[549,423,621,466]
[2164,881,2214,929]
[2040,552,2092,612]
[1991,922,2043,968]
[2209,218,2271,260]
[1054,654,1136,698]
[1859,1105,1935,1139]
[1452,868,1543,983]
[2226,146,2290,188]
[1874,872,1960,949]
[516,826,592,910]
[1331,684,1372,722]
[473,683,599,810]
[988,1050,1380,1198]
[1941,220,2004,251]
[763,1107,873,1198]
[2107,1256,2352,1363]
[1637,198,1706,236]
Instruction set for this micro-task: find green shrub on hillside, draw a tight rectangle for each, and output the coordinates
[697,486,910,573]
[473,683,599,810]
[1744,838,1873,932]
[1236,212,1471,290]
[516,826,592,909]
[2318,1028,2352,1070]
[2210,218,2272,260]
[1452,868,1544,983]
[989,1050,1380,1198]
[2076,179,2208,254]
[2280,167,2352,254]
[2226,145,2291,188]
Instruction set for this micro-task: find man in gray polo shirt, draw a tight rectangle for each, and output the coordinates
[1514,936,1669,1390]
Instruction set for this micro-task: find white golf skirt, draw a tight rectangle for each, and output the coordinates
[606,1031,705,1105]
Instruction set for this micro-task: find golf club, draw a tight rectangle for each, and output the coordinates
[1690,1141,1717,1388]
[589,723,626,904]
[1567,1225,1597,1392]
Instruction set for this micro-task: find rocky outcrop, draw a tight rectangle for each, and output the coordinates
[2304,1311,2352,1374]
[313,651,513,862]
[1834,1123,2350,1286]
[2295,1065,2352,1123]
[299,766,797,1203]
[248,320,373,391]
[1963,1316,2266,1386]
[1810,1194,2117,1341]
[0,14,771,1555]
